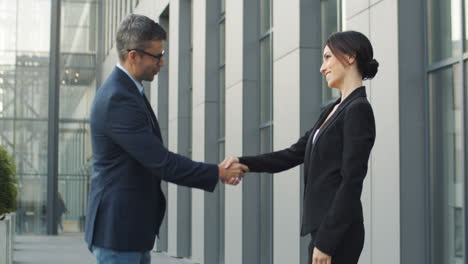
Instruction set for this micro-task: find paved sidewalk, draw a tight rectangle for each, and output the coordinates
[13,235,195,264]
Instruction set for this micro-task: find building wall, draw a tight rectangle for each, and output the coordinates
[344,1,401,263]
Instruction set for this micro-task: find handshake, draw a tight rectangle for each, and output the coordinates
[218,157,249,185]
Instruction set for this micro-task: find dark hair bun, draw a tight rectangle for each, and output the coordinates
[363,59,379,80]
[326,31,379,80]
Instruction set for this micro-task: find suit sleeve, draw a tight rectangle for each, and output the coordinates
[314,101,376,256]
[238,129,311,173]
[106,94,218,192]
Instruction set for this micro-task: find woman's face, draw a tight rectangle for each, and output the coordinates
[320,45,349,89]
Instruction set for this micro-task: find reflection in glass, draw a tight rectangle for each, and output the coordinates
[428,0,461,63]
[0,0,51,235]
[429,64,464,264]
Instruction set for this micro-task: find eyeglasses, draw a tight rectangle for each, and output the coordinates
[127,49,165,60]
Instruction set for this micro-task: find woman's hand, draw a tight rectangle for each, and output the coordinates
[221,156,240,169]
[312,247,332,264]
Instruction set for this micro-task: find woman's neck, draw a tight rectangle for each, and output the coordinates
[338,74,363,102]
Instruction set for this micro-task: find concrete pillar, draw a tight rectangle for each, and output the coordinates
[191,0,222,263]
[168,0,193,257]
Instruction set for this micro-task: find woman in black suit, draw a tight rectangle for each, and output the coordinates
[223,31,378,264]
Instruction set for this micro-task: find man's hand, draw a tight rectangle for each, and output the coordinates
[219,157,248,185]
[312,247,332,264]
[218,162,249,185]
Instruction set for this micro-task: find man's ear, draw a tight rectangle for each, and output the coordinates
[127,50,137,64]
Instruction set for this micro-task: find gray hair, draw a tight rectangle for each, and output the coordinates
[116,14,167,62]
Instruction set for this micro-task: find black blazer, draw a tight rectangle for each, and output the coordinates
[239,86,375,255]
[85,67,218,251]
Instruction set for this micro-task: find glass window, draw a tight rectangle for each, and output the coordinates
[259,125,273,264]
[465,0,468,51]
[119,0,123,22]
[259,0,273,263]
[116,0,120,25]
[105,0,110,54]
[218,2,226,263]
[61,1,95,53]
[219,22,225,67]
[219,66,225,140]
[155,13,170,253]
[260,0,271,34]
[321,0,341,44]
[188,1,193,159]
[221,0,225,14]
[429,64,465,264]
[218,5,226,157]
[158,14,170,145]
[321,0,342,104]
[58,0,97,234]
[428,0,462,63]
[260,36,272,124]
[217,140,225,262]
[111,0,115,48]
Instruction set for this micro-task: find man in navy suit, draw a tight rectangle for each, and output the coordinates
[84,14,248,264]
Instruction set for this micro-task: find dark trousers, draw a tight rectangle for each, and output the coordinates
[308,222,365,264]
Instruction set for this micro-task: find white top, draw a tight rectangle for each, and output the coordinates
[312,129,320,144]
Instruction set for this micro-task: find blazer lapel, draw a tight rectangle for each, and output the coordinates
[304,101,338,156]
[311,102,337,137]
[141,94,163,142]
[114,67,164,142]
[311,86,367,148]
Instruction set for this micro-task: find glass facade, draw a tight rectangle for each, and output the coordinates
[429,64,465,264]
[428,0,462,64]
[0,0,97,235]
[0,0,51,235]
[427,1,467,263]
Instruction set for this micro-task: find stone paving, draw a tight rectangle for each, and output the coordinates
[13,234,195,264]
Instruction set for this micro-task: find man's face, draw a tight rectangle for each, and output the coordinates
[133,40,165,82]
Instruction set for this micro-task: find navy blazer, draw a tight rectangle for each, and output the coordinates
[85,67,218,251]
[239,87,375,256]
